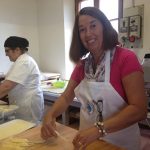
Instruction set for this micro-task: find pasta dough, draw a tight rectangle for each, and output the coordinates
[0,137,33,150]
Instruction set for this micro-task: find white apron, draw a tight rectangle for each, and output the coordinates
[7,54,44,124]
[8,82,44,124]
[74,50,140,150]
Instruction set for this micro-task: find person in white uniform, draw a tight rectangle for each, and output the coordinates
[0,36,44,124]
[41,7,147,150]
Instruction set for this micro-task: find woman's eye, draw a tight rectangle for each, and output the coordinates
[91,24,96,28]
[79,28,85,33]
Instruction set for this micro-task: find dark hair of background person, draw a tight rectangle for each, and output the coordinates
[4,36,29,53]
[69,7,119,63]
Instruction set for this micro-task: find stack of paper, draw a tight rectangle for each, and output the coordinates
[40,72,60,81]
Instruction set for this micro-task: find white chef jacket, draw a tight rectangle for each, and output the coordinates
[6,53,44,124]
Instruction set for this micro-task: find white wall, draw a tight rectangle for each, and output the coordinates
[0,0,39,73]
[0,0,75,79]
[124,0,150,60]
[1,0,149,78]
[37,0,65,77]
[37,0,74,79]
[63,0,75,79]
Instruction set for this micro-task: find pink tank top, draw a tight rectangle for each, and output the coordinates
[71,46,143,102]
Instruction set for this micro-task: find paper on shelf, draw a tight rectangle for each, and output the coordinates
[40,72,60,81]
[43,87,66,94]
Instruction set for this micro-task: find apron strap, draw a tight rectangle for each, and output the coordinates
[105,50,110,82]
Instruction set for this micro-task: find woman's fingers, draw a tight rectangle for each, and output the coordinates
[41,126,49,139]
[41,122,57,140]
[73,133,87,149]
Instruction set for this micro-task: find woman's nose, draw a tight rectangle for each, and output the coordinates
[85,28,92,36]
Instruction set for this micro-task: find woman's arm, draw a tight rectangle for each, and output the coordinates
[41,79,79,139]
[0,80,17,98]
[104,71,147,133]
[44,79,78,119]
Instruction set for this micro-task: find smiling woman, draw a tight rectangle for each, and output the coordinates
[41,7,147,150]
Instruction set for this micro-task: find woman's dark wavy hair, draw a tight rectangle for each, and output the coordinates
[69,7,119,63]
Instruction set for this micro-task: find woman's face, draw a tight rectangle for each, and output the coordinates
[78,15,103,55]
[5,47,20,62]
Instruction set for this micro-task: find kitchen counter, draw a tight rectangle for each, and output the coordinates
[41,79,81,125]
[44,91,81,108]
[2,122,125,150]
[43,91,81,125]
[42,79,81,109]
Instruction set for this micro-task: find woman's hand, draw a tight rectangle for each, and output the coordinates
[72,126,101,149]
[40,114,57,140]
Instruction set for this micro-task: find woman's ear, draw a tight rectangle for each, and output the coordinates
[15,47,22,54]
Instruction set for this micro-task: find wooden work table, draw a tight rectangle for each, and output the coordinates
[11,122,125,150]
